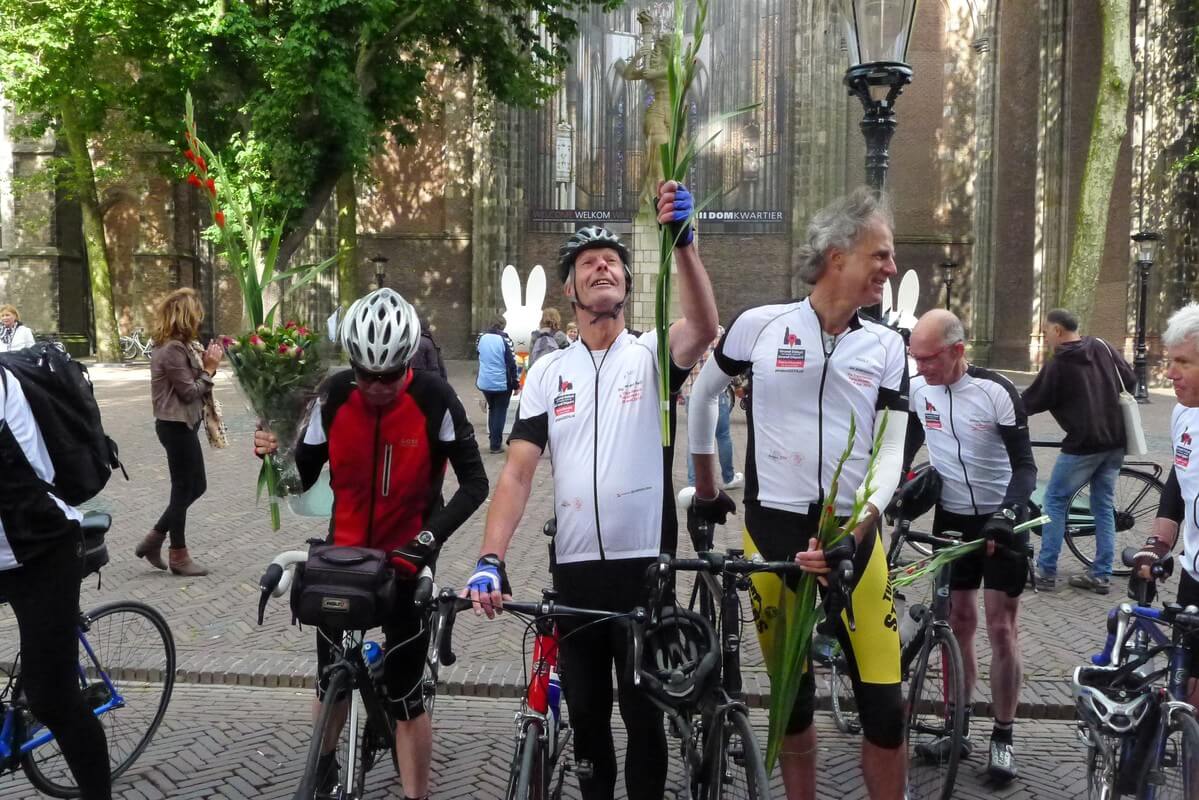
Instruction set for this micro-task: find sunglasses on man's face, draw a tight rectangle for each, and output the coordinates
[354,368,405,385]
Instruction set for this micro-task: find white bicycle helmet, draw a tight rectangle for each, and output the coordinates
[340,288,421,373]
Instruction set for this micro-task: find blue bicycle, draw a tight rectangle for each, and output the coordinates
[1073,548,1199,799]
[0,512,176,797]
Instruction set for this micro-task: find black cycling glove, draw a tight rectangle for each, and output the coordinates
[981,506,1023,551]
[692,490,737,526]
[392,531,439,577]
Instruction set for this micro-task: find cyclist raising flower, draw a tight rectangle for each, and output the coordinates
[254,288,488,800]
[468,180,719,800]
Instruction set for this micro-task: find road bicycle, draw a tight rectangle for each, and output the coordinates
[1,512,176,797]
[257,549,468,800]
[1074,548,1199,798]
[118,328,153,361]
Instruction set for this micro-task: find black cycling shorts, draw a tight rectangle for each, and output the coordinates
[933,506,1027,598]
[743,502,904,749]
[315,581,429,721]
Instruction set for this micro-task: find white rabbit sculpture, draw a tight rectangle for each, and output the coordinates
[880,269,920,331]
[500,264,546,354]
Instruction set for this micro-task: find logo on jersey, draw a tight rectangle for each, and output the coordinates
[617,373,644,404]
[775,328,805,370]
[554,375,576,418]
[1177,431,1192,468]
[923,399,942,430]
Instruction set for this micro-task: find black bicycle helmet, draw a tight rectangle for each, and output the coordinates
[886,463,943,521]
[557,226,632,286]
[638,607,720,709]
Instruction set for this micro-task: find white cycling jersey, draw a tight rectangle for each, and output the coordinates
[909,367,1028,516]
[696,299,908,516]
[512,329,686,565]
[1169,404,1199,579]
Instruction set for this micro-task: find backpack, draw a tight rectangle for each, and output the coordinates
[528,330,558,368]
[0,343,126,505]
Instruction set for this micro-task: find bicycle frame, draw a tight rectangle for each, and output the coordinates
[0,625,123,764]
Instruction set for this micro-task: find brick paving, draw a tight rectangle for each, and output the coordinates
[0,685,1093,799]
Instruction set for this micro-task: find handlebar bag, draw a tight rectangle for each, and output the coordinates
[292,544,396,630]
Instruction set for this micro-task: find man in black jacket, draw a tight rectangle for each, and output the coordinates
[1022,308,1135,593]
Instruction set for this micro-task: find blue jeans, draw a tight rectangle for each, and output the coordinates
[688,392,735,486]
[481,390,511,451]
[1037,448,1124,579]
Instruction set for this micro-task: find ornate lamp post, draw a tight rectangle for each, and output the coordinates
[1131,231,1161,402]
[841,0,919,191]
[370,254,389,290]
[940,258,958,310]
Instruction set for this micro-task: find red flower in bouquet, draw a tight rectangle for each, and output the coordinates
[187,173,202,188]
[214,211,226,228]
[206,178,216,197]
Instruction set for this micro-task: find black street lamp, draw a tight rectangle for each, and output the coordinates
[1131,231,1161,403]
[841,0,919,192]
[940,258,958,310]
[369,254,389,290]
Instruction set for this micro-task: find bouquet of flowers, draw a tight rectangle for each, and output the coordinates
[182,91,334,530]
[223,323,329,530]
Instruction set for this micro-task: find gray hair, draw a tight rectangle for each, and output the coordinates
[796,187,895,285]
[1163,303,1199,349]
[939,315,966,346]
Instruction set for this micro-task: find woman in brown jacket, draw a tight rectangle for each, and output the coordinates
[136,288,222,576]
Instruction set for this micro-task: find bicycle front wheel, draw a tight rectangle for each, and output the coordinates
[23,601,176,798]
[1066,468,1163,577]
[295,667,357,800]
[119,337,137,361]
[508,719,547,800]
[1149,710,1199,799]
[705,708,770,800]
[1083,734,1118,800]
[904,625,965,800]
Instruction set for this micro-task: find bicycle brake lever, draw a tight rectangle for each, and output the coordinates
[837,560,856,632]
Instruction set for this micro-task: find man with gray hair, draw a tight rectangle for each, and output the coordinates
[688,186,908,799]
[1131,302,1199,709]
[1022,308,1135,593]
[905,308,1036,781]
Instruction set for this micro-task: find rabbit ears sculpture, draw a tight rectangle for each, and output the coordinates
[501,264,546,351]
[880,270,920,331]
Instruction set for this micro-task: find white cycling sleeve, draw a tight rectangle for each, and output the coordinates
[686,356,735,456]
[864,409,908,515]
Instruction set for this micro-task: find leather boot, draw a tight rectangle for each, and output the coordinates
[134,530,167,571]
[169,547,209,577]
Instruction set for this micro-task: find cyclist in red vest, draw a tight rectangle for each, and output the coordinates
[255,288,487,800]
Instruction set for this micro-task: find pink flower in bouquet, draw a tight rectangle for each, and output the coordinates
[285,320,298,330]
[220,335,235,350]
[297,326,310,336]
[250,334,265,349]
[278,343,291,356]
[292,346,304,359]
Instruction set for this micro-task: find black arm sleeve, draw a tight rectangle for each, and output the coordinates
[295,440,328,492]
[425,396,489,544]
[903,412,925,472]
[998,422,1038,509]
[1158,466,1184,524]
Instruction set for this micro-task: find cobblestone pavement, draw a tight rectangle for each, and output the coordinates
[0,360,1184,722]
[0,684,1092,799]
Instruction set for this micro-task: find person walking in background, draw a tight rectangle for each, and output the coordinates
[137,288,222,576]
[0,305,36,352]
[476,316,518,454]
[410,314,447,380]
[680,325,742,489]
[528,307,572,369]
[1022,308,1135,594]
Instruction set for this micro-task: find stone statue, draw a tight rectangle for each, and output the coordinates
[616,10,675,211]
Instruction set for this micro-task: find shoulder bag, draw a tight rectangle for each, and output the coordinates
[1100,340,1147,457]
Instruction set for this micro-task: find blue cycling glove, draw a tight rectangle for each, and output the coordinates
[467,554,510,596]
[658,182,694,246]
